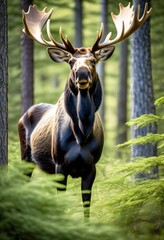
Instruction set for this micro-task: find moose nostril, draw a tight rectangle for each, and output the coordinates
[76,68,90,81]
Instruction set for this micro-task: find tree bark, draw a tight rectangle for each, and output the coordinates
[74,0,83,48]
[0,0,8,165]
[116,40,128,147]
[130,0,158,178]
[21,0,34,114]
[97,0,108,123]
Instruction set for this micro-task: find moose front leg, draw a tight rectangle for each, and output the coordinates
[81,165,96,220]
[55,164,68,191]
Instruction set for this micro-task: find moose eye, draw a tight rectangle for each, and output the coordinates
[68,58,76,68]
[90,58,96,65]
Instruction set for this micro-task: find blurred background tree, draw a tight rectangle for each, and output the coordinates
[0,0,8,166]
[75,0,83,47]
[21,0,34,114]
[97,0,109,123]
[116,39,128,153]
[130,0,158,179]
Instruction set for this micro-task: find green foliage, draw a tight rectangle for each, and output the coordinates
[107,156,164,179]
[0,163,123,240]
[126,114,163,129]
[106,178,164,237]
[103,160,164,238]
[116,133,164,149]
[5,99,164,240]
[105,99,164,238]
[155,96,164,106]
[116,112,164,153]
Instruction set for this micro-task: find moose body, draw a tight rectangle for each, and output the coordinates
[19,68,104,178]
[18,4,152,218]
[19,47,106,218]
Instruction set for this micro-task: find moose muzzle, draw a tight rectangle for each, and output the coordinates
[76,68,92,90]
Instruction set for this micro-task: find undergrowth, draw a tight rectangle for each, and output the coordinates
[104,97,164,238]
[1,98,164,240]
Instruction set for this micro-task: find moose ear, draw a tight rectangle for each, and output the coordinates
[47,47,72,63]
[95,46,115,61]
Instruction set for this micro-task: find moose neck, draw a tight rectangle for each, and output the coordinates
[64,74,102,144]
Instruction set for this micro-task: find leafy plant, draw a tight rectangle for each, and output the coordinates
[0,162,123,240]
[104,99,164,238]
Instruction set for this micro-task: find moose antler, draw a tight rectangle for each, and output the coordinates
[22,5,76,53]
[91,2,152,52]
[23,3,152,54]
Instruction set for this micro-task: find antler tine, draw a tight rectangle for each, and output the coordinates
[91,23,104,52]
[46,22,70,51]
[91,2,152,52]
[138,3,150,22]
[23,5,76,53]
[48,24,75,53]
[22,5,54,46]
[59,27,76,53]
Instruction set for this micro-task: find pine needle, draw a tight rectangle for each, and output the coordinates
[116,133,164,149]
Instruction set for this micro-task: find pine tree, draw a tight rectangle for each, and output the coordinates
[116,40,128,147]
[21,0,34,114]
[0,0,8,165]
[74,0,83,48]
[130,0,158,178]
[97,0,108,123]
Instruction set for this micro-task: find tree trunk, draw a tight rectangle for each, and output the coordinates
[21,0,34,114]
[74,0,83,47]
[130,0,158,178]
[97,0,108,123]
[116,40,128,148]
[0,0,8,165]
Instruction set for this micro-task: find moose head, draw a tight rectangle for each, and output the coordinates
[22,3,151,92]
[19,3,152,219]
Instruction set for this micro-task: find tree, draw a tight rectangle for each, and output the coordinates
[21,0,34,114]
[74,0,83,47]
[130,0,158,178]
[116,40,128,148]
[97,0,108,123]
[0,0,8,165]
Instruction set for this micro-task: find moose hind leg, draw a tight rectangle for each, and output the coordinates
[33,155,68,191]
[33,154,56,174]
[81,165,96,220]
[18,120,34,177]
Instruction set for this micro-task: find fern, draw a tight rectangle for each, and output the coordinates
[107,179,164,209]
[106,155,164,181]
[126,114,163,129]
[155,96,164,106]
[107,97,164,238]
[0,163,123,240]
[116,133,164,149]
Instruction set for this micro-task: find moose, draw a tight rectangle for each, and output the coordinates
[18,3,152,218]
